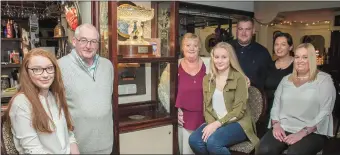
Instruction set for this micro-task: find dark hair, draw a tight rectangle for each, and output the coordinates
[237,16,254,26]
[273,32,294,56]
[274,32,294,49]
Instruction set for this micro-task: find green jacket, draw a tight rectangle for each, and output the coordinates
[203,68,259,149]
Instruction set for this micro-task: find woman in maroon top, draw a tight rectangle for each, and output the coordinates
[176,33,206,154]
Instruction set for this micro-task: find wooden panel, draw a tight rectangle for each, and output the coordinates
[108,1,119,154]
[151,2,158,38]
[120,125,173,154]
[120,116,175,133]
[91,1,100,31]
[117,57,177,63]
[169,2,179,154]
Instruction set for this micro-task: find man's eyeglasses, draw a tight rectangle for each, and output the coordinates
[28,66,55,75]
[75,37,99,46]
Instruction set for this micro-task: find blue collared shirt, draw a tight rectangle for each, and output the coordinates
[72,49,99,77]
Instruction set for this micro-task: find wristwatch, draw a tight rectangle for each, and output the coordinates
[303,128,309,135]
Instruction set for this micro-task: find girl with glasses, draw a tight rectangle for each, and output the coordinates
[4,48,80,154]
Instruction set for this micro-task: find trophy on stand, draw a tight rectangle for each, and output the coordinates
[117,4,155,58]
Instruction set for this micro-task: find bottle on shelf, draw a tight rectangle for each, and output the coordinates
[12,50,20,64]
[11,20,15,38]
[13,21,20,38]
[6,19,13,38]
[3,27,7,38]
[8,50,12,63]
[1,75,10,91]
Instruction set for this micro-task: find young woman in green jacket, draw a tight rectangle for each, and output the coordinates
[189,42,259,155]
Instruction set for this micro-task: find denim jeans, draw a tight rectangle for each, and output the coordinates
[189,122,247,155]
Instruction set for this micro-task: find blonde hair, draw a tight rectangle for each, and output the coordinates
[289,43,318,82]
[209,42,248,97]
[181,33,201,53]
[209,42,246,79]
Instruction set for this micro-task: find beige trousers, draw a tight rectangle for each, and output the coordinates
[178,126,194,154]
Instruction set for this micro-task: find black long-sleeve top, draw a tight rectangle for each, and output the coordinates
[264,61,294,114]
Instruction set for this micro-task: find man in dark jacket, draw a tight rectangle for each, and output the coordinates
[230,16,273,90]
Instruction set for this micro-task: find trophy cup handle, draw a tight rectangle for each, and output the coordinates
[127,21,135,41]
[136,21,144,42]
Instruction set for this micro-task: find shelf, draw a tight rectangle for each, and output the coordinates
[1,104,8,113]
[117,100,175,133]
[118,57,177,63]
[1,38,22,41]
[39,37,68,40]
[1,37,67,42]
[118,100,158,108]
[119,114,175,133]
[1,64,21,68]
[118,100,158,120]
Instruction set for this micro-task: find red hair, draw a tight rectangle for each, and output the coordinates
[5,48,74,133]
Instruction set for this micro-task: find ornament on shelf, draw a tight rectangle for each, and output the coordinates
[54,17,65,37]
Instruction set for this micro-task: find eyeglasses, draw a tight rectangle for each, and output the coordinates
[28,66,55,75]
[75,37,99,46]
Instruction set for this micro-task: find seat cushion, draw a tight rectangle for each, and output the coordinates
[2,120,19,155]
[229,141,254,153]
[247,86,264,123]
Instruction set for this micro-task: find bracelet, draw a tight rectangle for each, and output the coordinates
[302,128,309,135]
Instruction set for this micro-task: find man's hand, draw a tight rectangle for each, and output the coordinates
[245,76,251,88]
[202,121,221,142]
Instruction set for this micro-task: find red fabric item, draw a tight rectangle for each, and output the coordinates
[65,5,79,31]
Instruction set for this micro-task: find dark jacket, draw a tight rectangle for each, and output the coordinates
[230,40,273,90]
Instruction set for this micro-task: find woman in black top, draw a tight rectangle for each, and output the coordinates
[263,32,294,132]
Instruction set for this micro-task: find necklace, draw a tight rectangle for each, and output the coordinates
[297,76,309,79]
[276,57,293,69]
[182,59,200,84]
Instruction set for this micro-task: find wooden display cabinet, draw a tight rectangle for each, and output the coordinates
[92,1,179,154]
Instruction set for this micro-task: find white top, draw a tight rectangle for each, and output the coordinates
[269,72,336,137]
[9,92,77,154]
[212,89,228,119]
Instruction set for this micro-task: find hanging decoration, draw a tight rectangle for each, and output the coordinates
[29,13,39,48]
[64,2,79,31]
[254,17,332,28]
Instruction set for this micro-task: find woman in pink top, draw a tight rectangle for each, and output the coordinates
[176,33,206,154]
